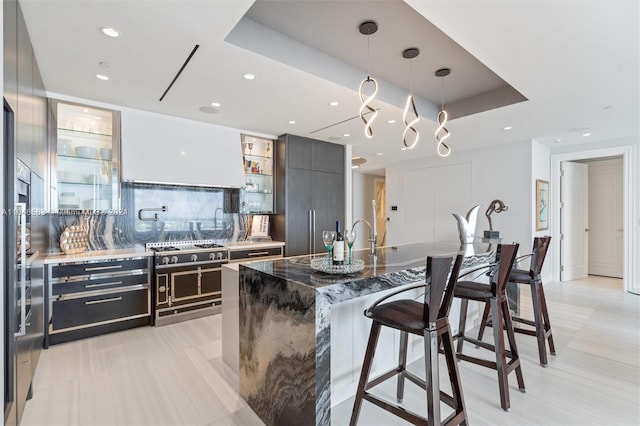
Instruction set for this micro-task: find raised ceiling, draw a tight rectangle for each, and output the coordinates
[19,0,640,174]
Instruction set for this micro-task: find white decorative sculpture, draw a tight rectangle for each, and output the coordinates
[452,205,481,245]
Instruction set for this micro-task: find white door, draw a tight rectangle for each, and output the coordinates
[588,160,624,278]
[560,161,589,281]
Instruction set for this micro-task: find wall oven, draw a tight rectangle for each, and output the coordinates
[147,241,228,326]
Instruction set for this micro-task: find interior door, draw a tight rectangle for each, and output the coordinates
[560,161,589,281]
[588,160,623,278]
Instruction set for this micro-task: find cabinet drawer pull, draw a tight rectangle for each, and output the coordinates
[85,296,123,305]
[247,251,270,256]
[84,265,123,272]
[85,281,123,289]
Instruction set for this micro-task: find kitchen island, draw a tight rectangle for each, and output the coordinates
[234,242,495,426]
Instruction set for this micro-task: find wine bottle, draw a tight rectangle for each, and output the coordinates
[333,221,345,265]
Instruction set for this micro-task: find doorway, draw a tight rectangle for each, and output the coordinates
[551,145,637,294]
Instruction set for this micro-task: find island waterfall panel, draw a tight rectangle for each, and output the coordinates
[239,268,318,425]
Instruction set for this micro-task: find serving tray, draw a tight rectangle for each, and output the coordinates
[310,258,364,274]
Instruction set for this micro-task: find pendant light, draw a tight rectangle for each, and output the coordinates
[435,68,451,157]
[402,47,420,150]
[358,21,379,139]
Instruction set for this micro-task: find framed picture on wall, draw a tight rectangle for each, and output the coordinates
[536,179,549,231]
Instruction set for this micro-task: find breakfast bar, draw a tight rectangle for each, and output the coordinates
[235,242,495,426]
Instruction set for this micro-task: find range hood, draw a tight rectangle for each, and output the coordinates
[121,110,245,188]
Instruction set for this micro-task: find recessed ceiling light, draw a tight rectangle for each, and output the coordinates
[351,165,360,169]
[288,120,296,124]
[503,126,512,130]
[376,152,384,156]
[343,133,350,137]
[582,133,592,137]
[99,27,121,38]
[401,147,407,151]
[388,119,396,124]
[210,102,221,107]
[94,74,110,81]
[329,101,339,106]
[180,151,186,155]
[99,61,111,69]
[199,106,219,114]
[243,73,256,80]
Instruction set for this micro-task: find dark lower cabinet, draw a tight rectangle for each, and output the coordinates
[273,134,345,257]
[46,256,152,346]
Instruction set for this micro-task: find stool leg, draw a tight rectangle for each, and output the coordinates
[491,297,510,411]
[477,303,491,341]
[350,322,382,426]
[502,298,525,391]
[456,298,469,353]
[442,324,468,426]
[397,331,409,403]
[530,280,549,366]
[424,328,440,426]
[538,283,556,355]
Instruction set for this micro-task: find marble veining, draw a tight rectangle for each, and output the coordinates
[238,242,496,426]
[47,182,250,253]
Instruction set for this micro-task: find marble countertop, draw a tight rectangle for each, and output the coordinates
[222,240,285,250]
[44,246,151,264]
[242,241,496,296]
[44,240,285,264]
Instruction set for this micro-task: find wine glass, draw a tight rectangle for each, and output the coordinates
[322,231,336,266]
[344,228,356,265]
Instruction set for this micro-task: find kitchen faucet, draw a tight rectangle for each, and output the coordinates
[352,219,377,255]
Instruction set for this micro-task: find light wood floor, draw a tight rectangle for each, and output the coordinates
[22,276,639,425]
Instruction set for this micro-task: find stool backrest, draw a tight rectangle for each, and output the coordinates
[438,254,465,319]
[490,243,519,295]
[423,256,454,324]
[529,236,551,278]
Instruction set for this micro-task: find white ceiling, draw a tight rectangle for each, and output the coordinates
[20,0,640,175]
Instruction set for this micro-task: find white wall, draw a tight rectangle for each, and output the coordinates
[386,140,535,254]
[531,140,552,282]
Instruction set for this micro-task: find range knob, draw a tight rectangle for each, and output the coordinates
[209,253,216,260]
[162,257,169,265]
[191,254,198,262]
[217,252,224,260]
[170,256,178,264]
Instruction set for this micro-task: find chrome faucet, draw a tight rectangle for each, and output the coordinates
[214,207,224,230]
[352,219,377,255]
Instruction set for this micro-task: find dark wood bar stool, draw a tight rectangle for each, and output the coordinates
[454,243,524,411]
[478,236,555,366]
[350,255,467,426]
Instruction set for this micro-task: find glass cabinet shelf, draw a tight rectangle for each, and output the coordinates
[241,135,274,214]
[51,99,121,211]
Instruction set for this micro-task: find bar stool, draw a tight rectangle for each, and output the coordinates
[478,236,555,366]
[454,243,524,411]
[350,255,467,426]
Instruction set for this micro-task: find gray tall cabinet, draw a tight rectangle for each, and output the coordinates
[4,1,47,425]
[272,134,345,257]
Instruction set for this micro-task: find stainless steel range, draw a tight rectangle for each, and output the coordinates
[146,240,228,326]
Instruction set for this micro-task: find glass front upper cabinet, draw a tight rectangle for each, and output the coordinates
[50,99,121,211]
[240,134,274,214]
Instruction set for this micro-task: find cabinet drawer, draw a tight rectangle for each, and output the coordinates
[229,246,282,261]
[51,287,149,331]
[52,272,149,296]
[51,258,149,279]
